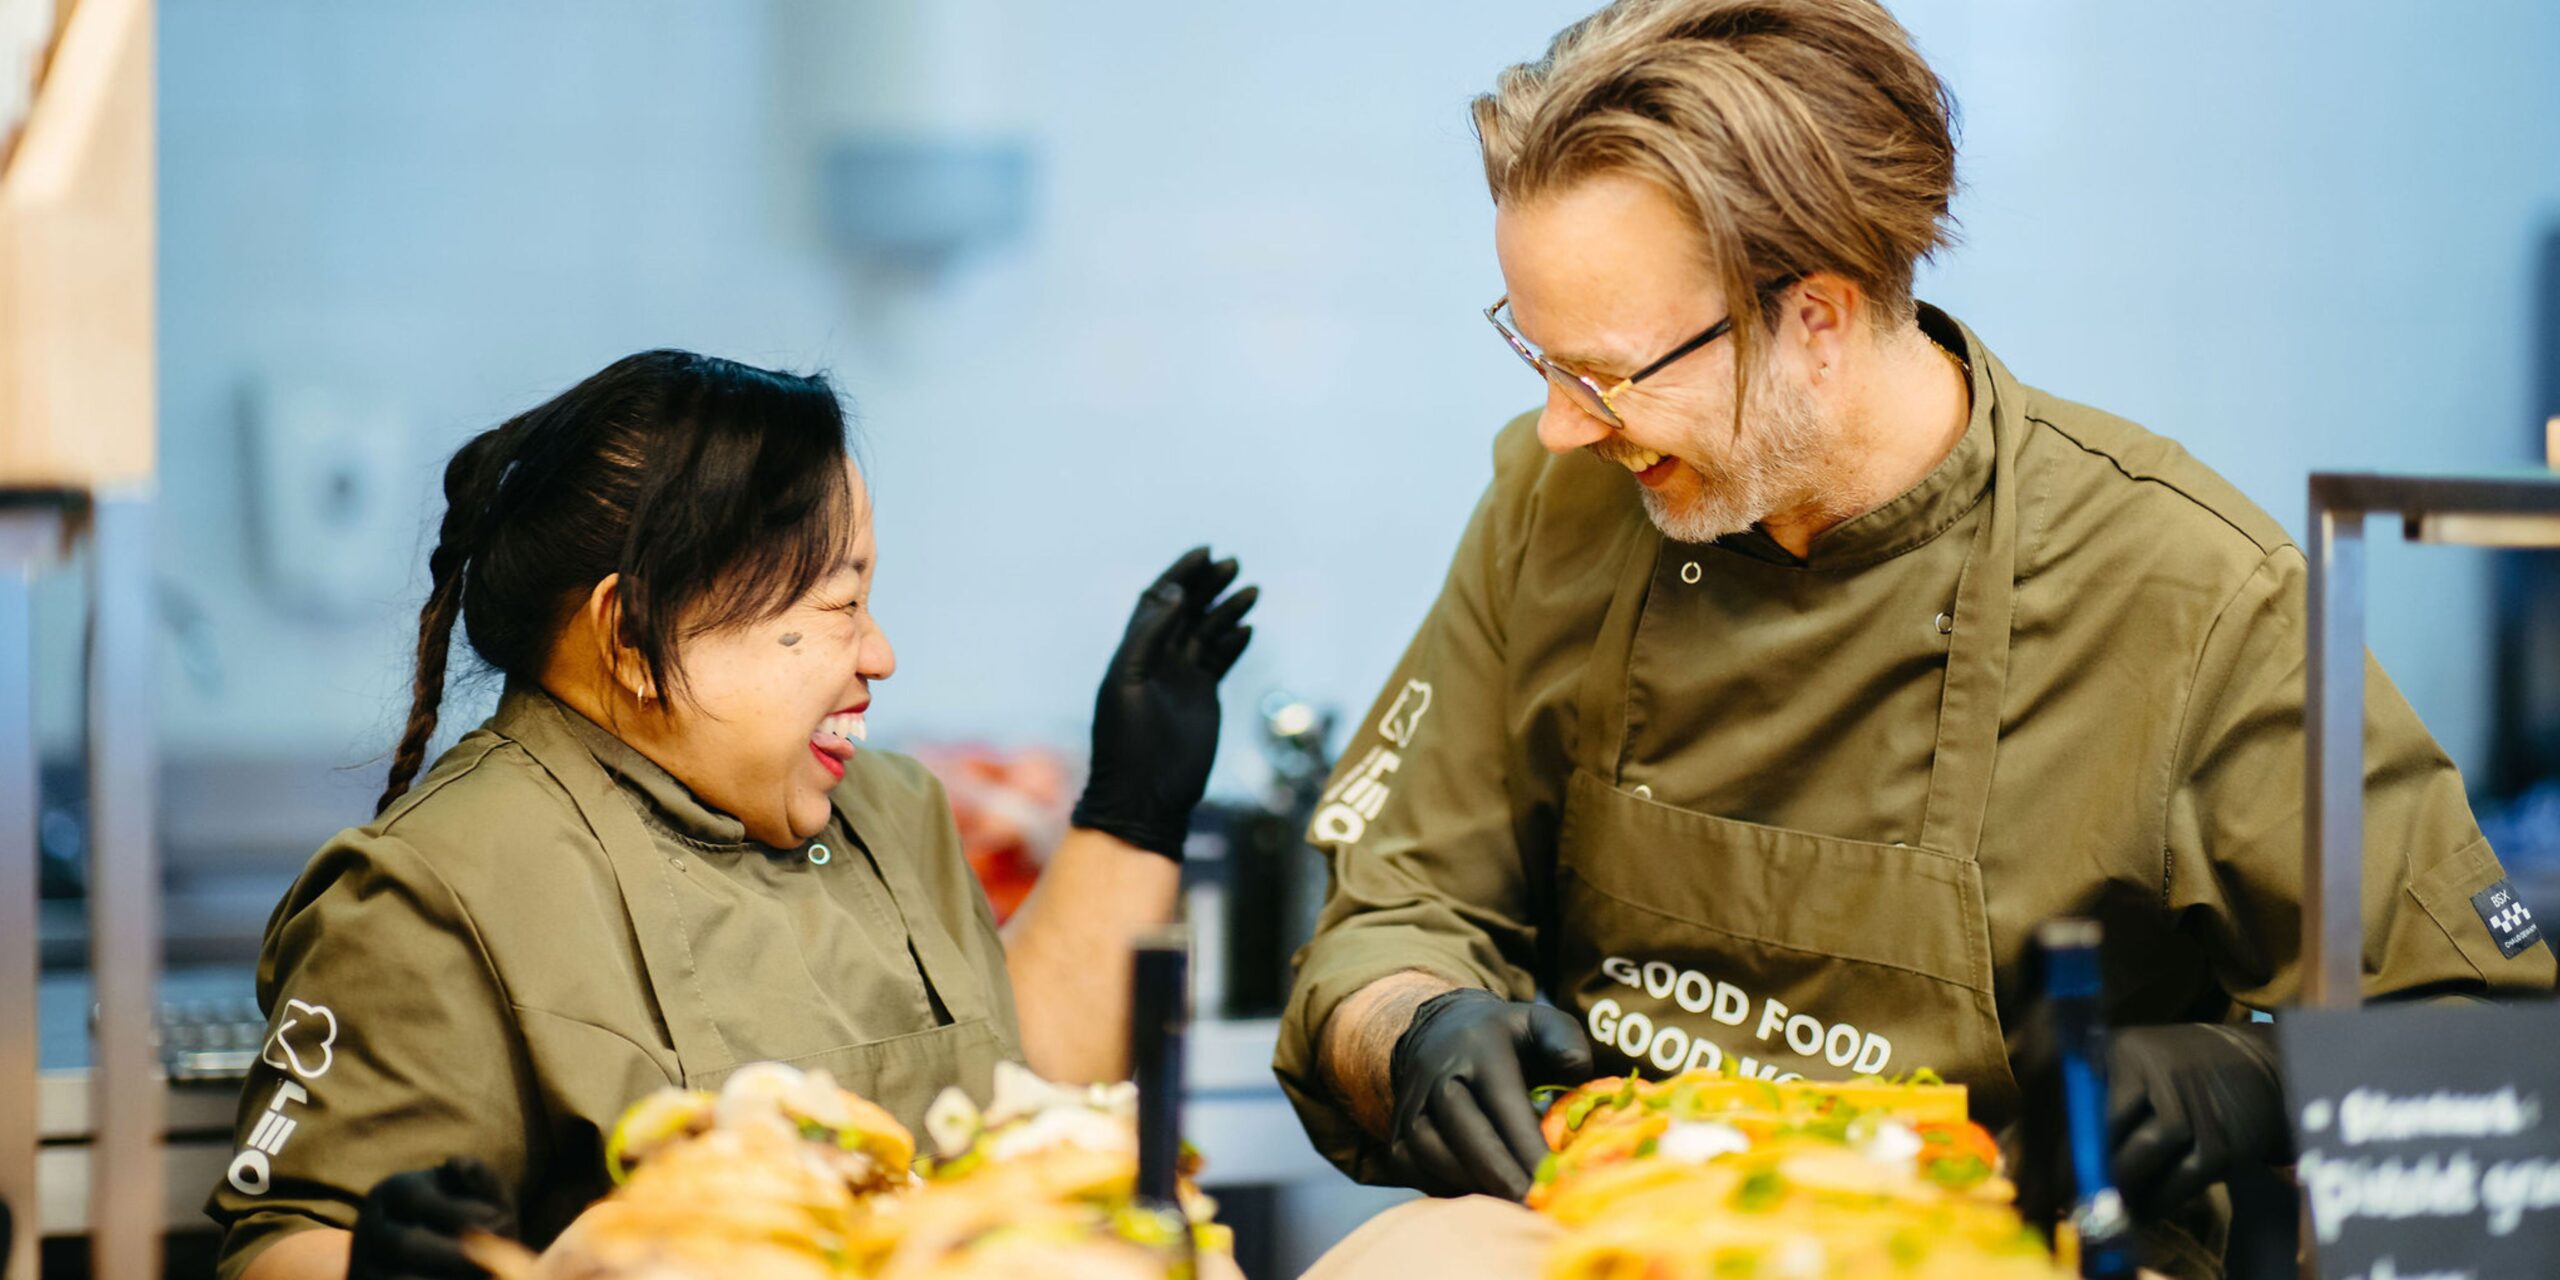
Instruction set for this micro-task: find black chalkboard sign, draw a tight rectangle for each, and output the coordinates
[2280,1002,2560,1280]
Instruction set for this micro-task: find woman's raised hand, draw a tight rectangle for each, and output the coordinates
[1069,547,1258,860]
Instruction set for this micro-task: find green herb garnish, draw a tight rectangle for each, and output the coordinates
[1799,1111,1853,1144]
[1562,1092,1603,1133]
[1925,1153,1993,1190]
[1734,1168,1787,1212]
[1666,1081,1708,1120]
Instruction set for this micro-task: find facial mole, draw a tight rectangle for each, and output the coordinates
[778,633,802,648]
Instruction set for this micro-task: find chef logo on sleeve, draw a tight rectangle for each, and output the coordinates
[230,997,338,1196]
[1377,680,1433,747]
[1311,681,1434,845]
[227,1079,312,1196]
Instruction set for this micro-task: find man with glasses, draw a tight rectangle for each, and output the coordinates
[1275,2,2552,1275]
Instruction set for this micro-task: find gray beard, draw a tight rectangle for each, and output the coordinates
[1638,379,1837,545]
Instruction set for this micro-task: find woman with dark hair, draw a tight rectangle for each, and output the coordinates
[205,350,1257,1280]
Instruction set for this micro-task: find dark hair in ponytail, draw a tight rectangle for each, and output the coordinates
[378,350,858,814]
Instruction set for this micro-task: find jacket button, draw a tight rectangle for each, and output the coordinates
[1934,611,1954,636]
[1630,784,1654,800]
[808,842,832,866]
[1680,561,1703,585]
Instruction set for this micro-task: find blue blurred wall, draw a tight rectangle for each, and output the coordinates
[122,0,2560,814]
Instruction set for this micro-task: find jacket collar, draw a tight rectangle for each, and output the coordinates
[495,684,756,850]
[1714,302,2000,571]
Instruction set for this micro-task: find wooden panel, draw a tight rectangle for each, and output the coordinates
[0,0,150,489]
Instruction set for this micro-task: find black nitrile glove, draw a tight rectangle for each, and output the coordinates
[347,1156,517,1280]
[2107,1022,2291,1216]
[2007,1020,2291,1226]
[1071,547,1258,860]
[1388,989,1596,1200]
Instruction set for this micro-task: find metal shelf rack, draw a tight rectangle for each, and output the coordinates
[1,493,162,1280]
[2304,469,2560,1008]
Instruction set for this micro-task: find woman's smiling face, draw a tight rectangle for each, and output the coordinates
[630,459,895,847]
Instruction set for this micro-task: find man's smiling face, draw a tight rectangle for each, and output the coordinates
[1493,172,1837,544]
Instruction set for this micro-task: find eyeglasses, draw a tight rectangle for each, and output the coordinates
[1485,273,1802,430]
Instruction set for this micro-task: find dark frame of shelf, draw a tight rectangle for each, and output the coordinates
[2304,470,2560,1009]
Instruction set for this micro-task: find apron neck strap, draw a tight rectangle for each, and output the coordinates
[1915,457,2017,858]
[828,794,995,1026]
[502,690,740,1076]
[1572,518,1665,783]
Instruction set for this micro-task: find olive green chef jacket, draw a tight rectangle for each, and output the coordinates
[1276,305,2553,1256]
[208,686,1020,1279]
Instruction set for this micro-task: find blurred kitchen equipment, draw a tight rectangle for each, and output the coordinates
[914,743,1072,925]
[151,999,263,1085]
[1185,691,1336,1020]
[237,379,414,622]
[919,705,1341,1022]
[777,0,1032,284]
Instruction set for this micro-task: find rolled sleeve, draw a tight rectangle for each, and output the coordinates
[208,831,531,1280]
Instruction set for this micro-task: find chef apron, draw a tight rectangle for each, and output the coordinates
[1552,382,2023,1127]
[512,699,1014,1130]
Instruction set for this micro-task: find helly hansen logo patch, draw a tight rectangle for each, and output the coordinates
[2471,879,2544,959]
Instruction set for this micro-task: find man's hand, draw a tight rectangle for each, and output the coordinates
[346,1157,516,1280]
[1072,547,1257,859]
[2107,1023,2291,1215]
[1387,989,1596,1200]
[2008,1021,2290,1225]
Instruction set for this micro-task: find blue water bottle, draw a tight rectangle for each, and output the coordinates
[2038,919,2138,1279]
